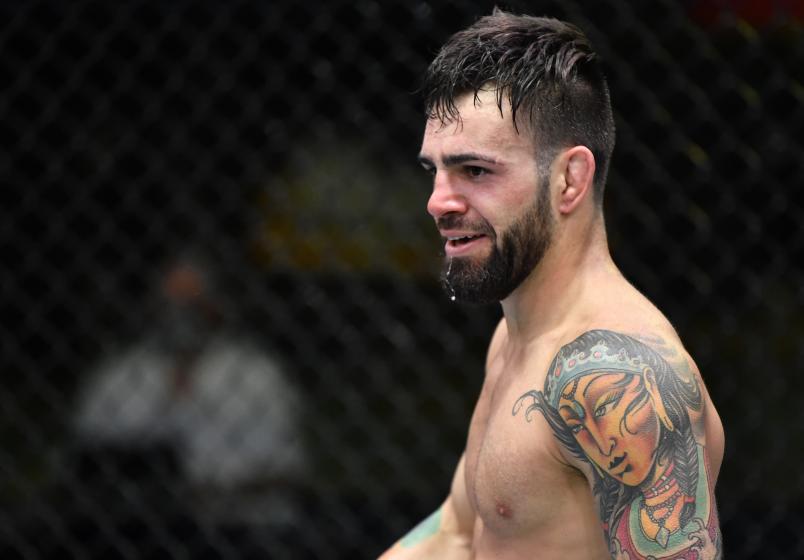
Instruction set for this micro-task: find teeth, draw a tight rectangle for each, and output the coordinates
[448,235,478,241]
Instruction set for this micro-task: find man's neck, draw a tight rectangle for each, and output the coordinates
[500,218,618,347]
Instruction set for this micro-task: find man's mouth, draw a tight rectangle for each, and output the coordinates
[443,234,488,256]
[447,234,485,247]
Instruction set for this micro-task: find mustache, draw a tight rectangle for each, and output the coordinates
[436,215,495,237]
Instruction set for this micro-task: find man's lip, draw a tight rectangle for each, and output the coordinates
[443,235,488,256]
[439,230,487,240]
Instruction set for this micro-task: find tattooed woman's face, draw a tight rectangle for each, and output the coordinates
[557,372,662,487]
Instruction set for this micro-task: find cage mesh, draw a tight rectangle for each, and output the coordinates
[2,1,803,558]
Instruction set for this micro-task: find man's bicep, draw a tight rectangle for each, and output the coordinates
[514,329,722,558]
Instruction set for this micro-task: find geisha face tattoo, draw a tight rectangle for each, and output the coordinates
[514,330,721,558]
[558,372,662,486]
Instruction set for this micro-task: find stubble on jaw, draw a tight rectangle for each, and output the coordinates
[441,174,554,304]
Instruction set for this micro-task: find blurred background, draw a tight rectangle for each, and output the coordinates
[1,0,803,558]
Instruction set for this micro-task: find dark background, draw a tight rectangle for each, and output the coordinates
[2,0,803,558]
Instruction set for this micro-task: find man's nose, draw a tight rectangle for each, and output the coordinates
[427,172,468,219]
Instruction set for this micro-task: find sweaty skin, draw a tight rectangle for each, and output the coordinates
[380,89,724,559]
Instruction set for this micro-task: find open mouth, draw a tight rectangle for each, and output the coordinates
[447,234,485,247]
[440,228,492,256]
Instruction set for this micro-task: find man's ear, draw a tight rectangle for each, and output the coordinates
[558,146,596,215]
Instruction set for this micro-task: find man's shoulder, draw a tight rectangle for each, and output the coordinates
[487,317,508,351]
[559,284,689,364]
[546,324,694,377]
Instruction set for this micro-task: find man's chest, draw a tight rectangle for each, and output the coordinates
[464,359,578,537]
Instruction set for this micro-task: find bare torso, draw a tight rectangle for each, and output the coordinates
[460,281,724,559]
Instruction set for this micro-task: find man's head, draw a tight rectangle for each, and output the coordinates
[418,11,616,304]
[156,255,223,354]
[423,10,615,200]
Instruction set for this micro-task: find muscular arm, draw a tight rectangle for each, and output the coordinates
[514,329,723,559]
[378,454,474,560]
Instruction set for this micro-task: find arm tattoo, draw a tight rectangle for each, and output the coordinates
[399,507,442,548]
[513,330,722,559]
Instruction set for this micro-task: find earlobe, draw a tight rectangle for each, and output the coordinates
[558,147,596,215]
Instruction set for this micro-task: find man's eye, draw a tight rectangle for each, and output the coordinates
[466,166,487,177]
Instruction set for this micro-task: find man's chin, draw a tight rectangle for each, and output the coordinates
[442,272,510,305]
[444,253,490,271]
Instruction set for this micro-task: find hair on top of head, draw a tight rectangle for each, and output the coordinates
[424,10,595,126]
[422,8,616,202]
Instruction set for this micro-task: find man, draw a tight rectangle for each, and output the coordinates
[74,255,307,546]
[381,10,724,559]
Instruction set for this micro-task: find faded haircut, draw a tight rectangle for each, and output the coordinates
[422,9,616,204]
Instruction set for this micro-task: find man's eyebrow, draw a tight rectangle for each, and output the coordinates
[417,154,434,168]
[417,152,500,168]
[444,152,499,166]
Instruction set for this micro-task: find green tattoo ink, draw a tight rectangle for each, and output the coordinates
[400,508,442,547]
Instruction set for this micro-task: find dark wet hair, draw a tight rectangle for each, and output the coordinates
[422,9,616,204]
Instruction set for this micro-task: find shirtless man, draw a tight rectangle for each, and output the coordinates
[380,10,724,560]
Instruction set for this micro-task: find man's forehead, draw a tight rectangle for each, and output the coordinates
[422,90,531,154]
[427,89,510,129]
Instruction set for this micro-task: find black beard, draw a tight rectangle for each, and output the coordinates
[441,177,554,304]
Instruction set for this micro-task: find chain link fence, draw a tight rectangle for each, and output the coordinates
[2,1,803,558]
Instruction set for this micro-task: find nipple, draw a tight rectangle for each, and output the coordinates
[496,503,512,519]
